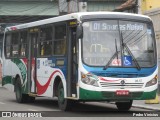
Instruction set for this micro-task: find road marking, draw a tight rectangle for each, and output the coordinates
[28,109,38,111]
[0,102,5,104]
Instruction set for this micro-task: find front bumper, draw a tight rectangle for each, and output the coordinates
[79,87,157,101]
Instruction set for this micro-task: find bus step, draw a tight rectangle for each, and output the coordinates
[28,93,37,97]
[66,97,78,100]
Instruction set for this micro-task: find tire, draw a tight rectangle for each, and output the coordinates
[116,100,133,111]
[15,78,35,103]
[57,81,72,111]
[15,78,27,103]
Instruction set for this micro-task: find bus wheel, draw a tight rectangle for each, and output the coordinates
[58,82,72,111]
[116,100,133,111]
[15,78,28,103]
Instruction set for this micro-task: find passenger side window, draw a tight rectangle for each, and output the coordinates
[53,24,66,55]
[11,33,19,57]
[20,31,27,57]
[5,34,12,58]
[39,27,53,56]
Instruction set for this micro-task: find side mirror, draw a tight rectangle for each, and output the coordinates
[76,25,83,39]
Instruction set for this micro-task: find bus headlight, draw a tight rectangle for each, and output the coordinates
[81,72,99,87]
[145,75,158,87]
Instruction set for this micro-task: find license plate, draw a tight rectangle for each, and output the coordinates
[116,90,129,96]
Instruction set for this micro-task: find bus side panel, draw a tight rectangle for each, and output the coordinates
[2,59,13,91]
[36,58,52,97]
[2,58,28,93]
[36,57,67,97]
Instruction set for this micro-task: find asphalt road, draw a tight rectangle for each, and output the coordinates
[0,86,159,119]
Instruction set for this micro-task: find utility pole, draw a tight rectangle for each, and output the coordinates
[78,0,87,12]
[58,0,87,14]
[67,0,78,13]
[58,0,68,15]
[137,0,142,14]
[135,0,141,14]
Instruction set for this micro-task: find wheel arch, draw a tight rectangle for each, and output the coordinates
[52,75,66,98]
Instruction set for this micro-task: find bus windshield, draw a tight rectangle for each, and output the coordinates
[82,20,156,68]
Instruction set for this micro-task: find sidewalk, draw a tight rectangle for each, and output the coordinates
[132,96,160,111]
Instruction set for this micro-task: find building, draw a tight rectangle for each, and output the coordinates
[0,0,128,23]
[141,0,160,13]
[114,0,138,13]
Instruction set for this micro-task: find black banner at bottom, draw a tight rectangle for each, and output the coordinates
[0,111,160,117]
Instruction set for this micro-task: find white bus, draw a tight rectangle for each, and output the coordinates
[2,12,158,111]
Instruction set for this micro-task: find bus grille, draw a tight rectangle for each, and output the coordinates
[100,82,144,89]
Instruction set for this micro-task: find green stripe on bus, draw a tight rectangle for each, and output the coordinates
[79,88,104,100]
[11,58,28,93]
[79,87,157,100]
[11,58,27,83]
[2,76,14,86]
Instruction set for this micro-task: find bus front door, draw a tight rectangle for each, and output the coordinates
[67,27,78,97]
[28,32,38,94]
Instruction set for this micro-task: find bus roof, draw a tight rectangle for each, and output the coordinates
[5,12,151,32]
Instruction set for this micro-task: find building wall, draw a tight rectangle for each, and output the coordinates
[142,0,160,13]
[87,1,126,12]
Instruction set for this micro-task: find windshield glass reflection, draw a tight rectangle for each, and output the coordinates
[82,20,156,67]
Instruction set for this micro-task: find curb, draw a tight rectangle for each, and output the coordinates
[132,104,160,111]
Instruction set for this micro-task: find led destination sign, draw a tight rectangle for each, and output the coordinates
[92,22,144,31]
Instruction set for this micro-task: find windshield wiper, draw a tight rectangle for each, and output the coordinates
[103,51,120,70]
[120,31,141,70]
[103,31,141,71]
[122,42,141,71]
[103,39,119,70]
